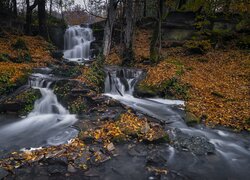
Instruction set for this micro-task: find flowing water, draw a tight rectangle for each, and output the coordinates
[104,66,250,179]
[0,71,78,152]
[63,25,94,62]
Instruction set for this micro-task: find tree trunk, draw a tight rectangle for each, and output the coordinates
[38,0,48,39]
[103,0,117,56]
[143,0,146,17]
[12,0,17,16]
[25,0,38,35]
[178,0,187,9]
[49,0,53,15]
[150,0,164,63]
[122,0,134,66]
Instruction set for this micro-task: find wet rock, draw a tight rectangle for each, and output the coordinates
[46,156,68,166]
[0,88,41,115]
[74,151,91,166]
[67,164,77,173]
[84,168,100,177]
[185,112,200,126]
[0,167,9,179]
[90,151,111,165]
[128,144,148,157]
[147,150,168,167]
[170,129,215,155]
[47,164,67,174]
[51,50,63,59]
[107,143,115,151]
[45,149,66,159]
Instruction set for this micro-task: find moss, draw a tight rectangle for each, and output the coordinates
[184,40,212,54]
[0,53,10,62]
[160,78,189,100]
[86,55,105,92]
[14,89,41,116]
[245,118,250,125]
[237,35,250,49]
[185,112,201,126]
[68,96,86,114]
[12,38,28,50]
[0,68,31,96]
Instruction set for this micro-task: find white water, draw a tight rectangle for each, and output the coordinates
[64,25,94,61]
[0,73,78,150]
[104,67,250,179]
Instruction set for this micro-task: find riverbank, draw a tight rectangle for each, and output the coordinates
[105,29,250,131]
[0,32,55,96]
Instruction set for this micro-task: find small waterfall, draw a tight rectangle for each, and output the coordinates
[63,25,95,61]
[29,74,69,116]
[0,73,78,150]
[103,67,250,179]
[105,68,142,96]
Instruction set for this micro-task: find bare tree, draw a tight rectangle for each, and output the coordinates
[103,0,118,56]
[122,0,134,65]
[25,0,38,34]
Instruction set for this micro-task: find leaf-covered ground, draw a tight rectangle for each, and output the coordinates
[106,29,250,130]
[0,111,167,172]
[0,33,54,95]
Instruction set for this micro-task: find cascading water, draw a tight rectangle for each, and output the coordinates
[0,71,78,151]
[63,25,94,61]
[104,67,250,179]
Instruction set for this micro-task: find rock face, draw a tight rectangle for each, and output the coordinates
[162,11,196,41]
[48,26,66,50]
[169,129,215,155]
[0,167,9,179]
[0,87,41,115]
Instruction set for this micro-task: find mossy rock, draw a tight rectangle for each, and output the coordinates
[52,65,82,78]
[185,112,201,126]
[134,84,158,98]
[136,78,189,100]
[0,88,41,115]
[53,80,91,115]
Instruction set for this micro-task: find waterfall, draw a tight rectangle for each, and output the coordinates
[103,67,250,179]
[0,72,78,150]
[104,68,143,96]
[63,25,95,61]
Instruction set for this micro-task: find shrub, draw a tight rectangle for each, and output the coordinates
[184,40,212,54]
[12,38,28,50]
[0,53,10,62]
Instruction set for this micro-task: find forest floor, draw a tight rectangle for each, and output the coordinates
[105,29,250,131]
[0,29,249,130]
[0,32,54,96]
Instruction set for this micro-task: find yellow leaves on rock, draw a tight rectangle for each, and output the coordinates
[86,111,168,144]
[0,139,85,171]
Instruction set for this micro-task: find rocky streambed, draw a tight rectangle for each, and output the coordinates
[0,64,250,180]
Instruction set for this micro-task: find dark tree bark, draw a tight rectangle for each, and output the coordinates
[150,0,164,63]
[122,0,134,66]
[12,0,17,16]
[25,0,38,35]
[143,0,146,17]
[178,0,187,9]
[49,0,53,15]
[38,0,48,39]
[103,0,118,56]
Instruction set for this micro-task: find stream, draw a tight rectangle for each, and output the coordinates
[104,66,250,180]
[0,69,78,152]
[0,24,249,179]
